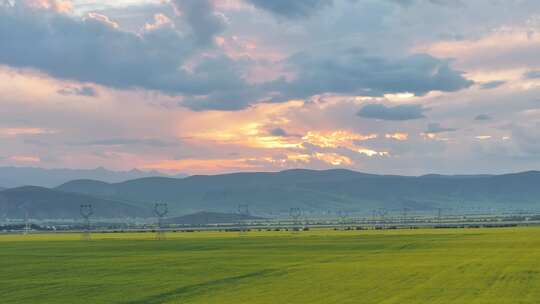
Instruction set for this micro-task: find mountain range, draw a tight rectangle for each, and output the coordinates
[56,169,540,216]
[0,166,187,188]
[0,186,149,219]
[3,169,540,220]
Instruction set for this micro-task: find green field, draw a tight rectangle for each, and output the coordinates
[1,227,540,303]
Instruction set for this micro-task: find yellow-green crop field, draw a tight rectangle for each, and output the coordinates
[1,227,540,303]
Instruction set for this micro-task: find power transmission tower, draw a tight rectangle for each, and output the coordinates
[378,208,388,229]
[80,204,93,241]
[303,211,310,231]
[290,208,302,233]
[24,211,30,235]
[371,209,377,227]
[337,210,348,230]
[238,204,250,236]
[402,208,409,226]
[154,203,168,240]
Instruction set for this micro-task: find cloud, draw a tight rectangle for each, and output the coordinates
[246,0,333,18]
[357,104,427,121]
[0,2,252,110]
[183,49,471,111]
[142,158,258,173]
[422,29,540,71]
[425,122,457,133]
[511,123,540,156]
[475,135,492,140]
[0,2,474,112]
[171,0,225,46]
[0,5,186,91]
[0,127,54,136]
[524,70,540,79]
[57,86,97,97]
[269,127,288,137]
[268,49,473,101]
[68,138,179,147]
[480,80,506,90]
[385,133,409,141]
[9,155,41,163]
[23,0,72,13]
[474,114,492,121]
[265,127,302,139]
[313,152,352,166]
[86,12,119,28]
[180,72,260,111]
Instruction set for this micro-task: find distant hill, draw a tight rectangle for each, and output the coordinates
[56,169,540,215]
[0,166,187,188]
[56,179,117,196]
[165,211,264,225]
[0,186,150,219]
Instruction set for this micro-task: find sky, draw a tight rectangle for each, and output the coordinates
[1,0,540,175]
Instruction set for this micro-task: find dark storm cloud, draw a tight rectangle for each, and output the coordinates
[267,49,473,101]
[57,86,98,97]
[357,104,427,121]
[480,80,506,90]
[246,0,333,18]
[425,122,457,133]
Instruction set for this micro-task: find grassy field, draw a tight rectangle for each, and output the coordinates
[1,227,540,303]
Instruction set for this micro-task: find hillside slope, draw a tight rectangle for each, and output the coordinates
[56,169,540,215]
[0,166,186,188]
[0,186,150,219]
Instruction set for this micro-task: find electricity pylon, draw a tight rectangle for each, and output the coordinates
[154,203,168,240]
[80,204,93,241]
